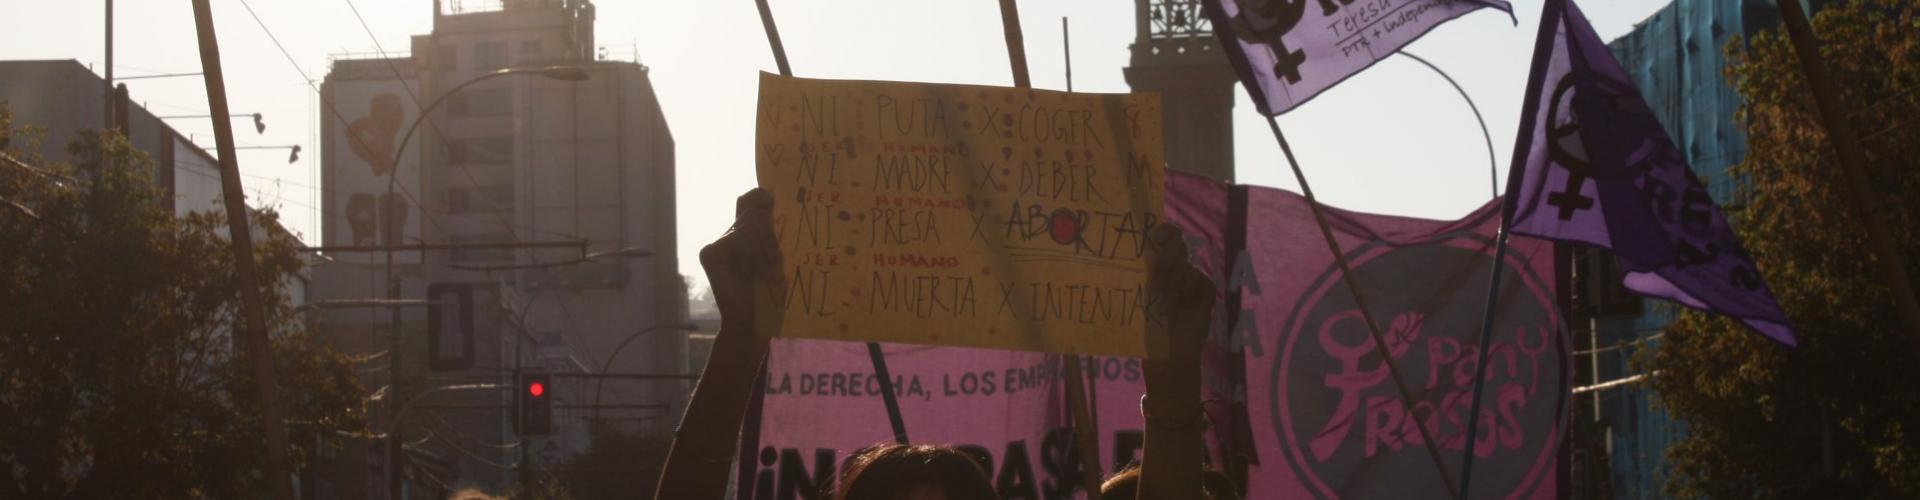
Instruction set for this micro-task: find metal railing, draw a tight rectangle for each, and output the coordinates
[446,0,507,14]
[1146,0,1212,40]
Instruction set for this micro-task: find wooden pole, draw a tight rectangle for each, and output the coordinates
[188,1,296,498]
[1064,355,1105,500]
[1063,17,1074,92]
[1775,0,1920,360]
[997,0,1031,89]
[104,0,113,129]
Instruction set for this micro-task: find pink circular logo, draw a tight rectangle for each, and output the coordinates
[1272,235,1567,499]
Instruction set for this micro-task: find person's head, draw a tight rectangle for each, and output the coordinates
[834,443,998,500]
[446,489,503,500]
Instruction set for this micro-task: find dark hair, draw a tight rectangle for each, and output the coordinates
[1099,465,1142,500]
[833,443,998,500]
[1099,464,1239,500]
[1202,469,1242,500]
[446,489,502,500]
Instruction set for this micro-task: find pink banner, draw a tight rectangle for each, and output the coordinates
[743,172,1568,499]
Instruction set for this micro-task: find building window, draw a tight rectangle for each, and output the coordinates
[448,88,511,117]
[445,137,514,165]
[519,40,544,62]
[447,184,515,214]
[475,42,509,71]
[436,45,457,72]
[446,91,467,117]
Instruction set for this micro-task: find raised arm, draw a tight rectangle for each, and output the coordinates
[656,189,783,498]
[1138,224,1216,499]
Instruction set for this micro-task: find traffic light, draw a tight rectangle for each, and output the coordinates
[517,371,553,436]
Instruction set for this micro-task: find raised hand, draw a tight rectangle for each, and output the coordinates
[1139,223,1217,500]
[657,188,784,499]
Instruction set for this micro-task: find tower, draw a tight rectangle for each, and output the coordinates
[1124,0,1238,182]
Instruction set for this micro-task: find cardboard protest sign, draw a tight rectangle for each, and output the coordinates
[754,73,1166,356]
[741,172,1570,500]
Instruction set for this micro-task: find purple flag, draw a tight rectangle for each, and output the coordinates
[1202,0,1511,116]
[1504,0,1794,344]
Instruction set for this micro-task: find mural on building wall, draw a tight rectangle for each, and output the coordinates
[348,94,402,176]
[328,86,420,262]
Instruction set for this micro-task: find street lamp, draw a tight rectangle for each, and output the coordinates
[385,66,590,178]
[235,144,301,164]
[380,65,589,498]
[161,112,265,134]
[593,322,701,418]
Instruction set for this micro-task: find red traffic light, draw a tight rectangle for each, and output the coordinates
[528,381,546,398]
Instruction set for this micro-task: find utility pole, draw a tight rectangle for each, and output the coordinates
[188,1,297,499]
[104,0,113,129]
[1775,0,1920,360]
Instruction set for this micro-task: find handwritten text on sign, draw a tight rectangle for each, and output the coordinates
[755,73,1166,356]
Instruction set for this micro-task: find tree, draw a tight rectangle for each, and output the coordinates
[1638,1,1920,497]
[0,103,366,498]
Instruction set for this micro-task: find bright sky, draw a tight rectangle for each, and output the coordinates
[0,0,1670,294]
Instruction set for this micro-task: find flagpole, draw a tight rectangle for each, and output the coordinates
[1265,115,1462,499]
[1774,0,1920,360]
[1459,1,1567,496]
[752,0,913,446]
[1454,229,1511,498]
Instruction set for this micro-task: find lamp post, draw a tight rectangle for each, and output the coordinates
[383,65,589,499]
[593,322,701,419]
[1397,51,1498,199]
[447,245,651,272]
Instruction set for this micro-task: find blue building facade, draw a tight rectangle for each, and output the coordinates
[1598,0,1825,497]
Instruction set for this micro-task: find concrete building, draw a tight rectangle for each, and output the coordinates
[1124,0,1237,183]
[0,59,311,309]
[305,0,682,496]
[0,59,230,218]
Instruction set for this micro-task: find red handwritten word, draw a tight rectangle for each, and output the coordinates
[872,253,961,268]
[880,143,972,157]
[800,189,843,204]
[794,252,841,266]
[873,195,972,210]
